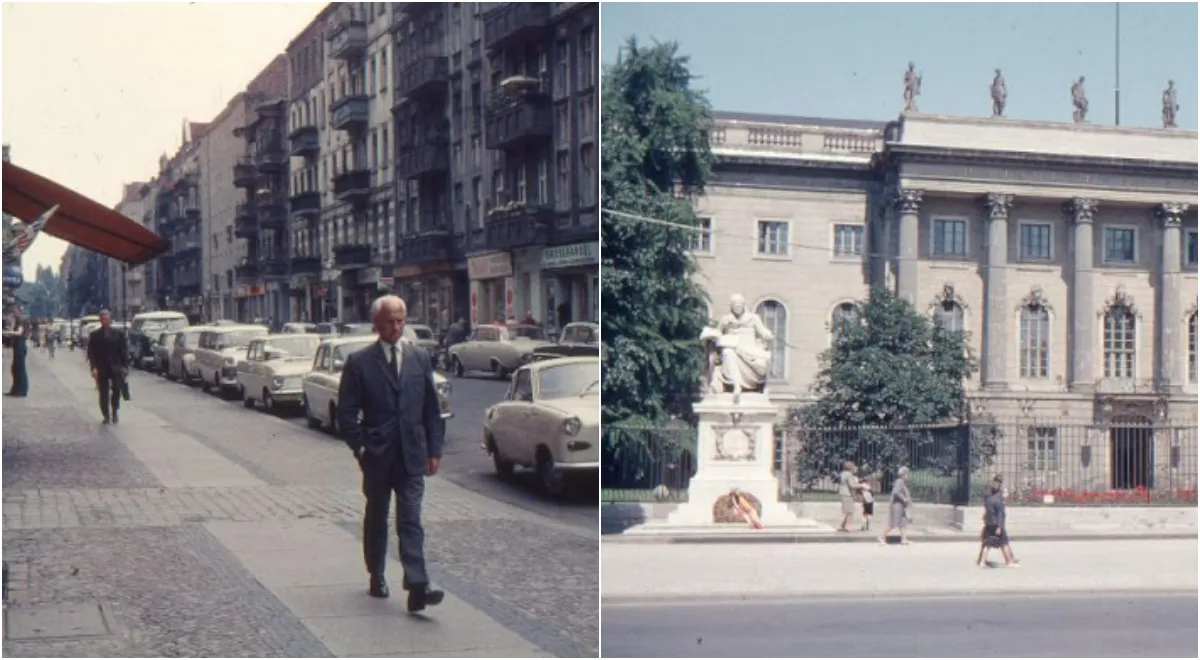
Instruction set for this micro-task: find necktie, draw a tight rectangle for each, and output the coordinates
[390,344,399,375]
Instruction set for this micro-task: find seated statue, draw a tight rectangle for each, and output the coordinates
[700,294,774,401]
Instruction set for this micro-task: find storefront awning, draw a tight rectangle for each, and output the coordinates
[2,161,168,265]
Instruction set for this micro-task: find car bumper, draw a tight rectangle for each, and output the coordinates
[554,461,600,470]
[268,389,304,403]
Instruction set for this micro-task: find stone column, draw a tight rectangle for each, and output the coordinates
[1066,198,1099,392]
[1156,202,1188,393]
[982,193,1014,390]
[896,189,923,306]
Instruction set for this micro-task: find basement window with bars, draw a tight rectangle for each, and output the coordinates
[1027,427,1059,472]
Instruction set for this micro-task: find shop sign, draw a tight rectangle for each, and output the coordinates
[541,242,598,270]
[358,267,381,285]
[247,284,266,296]
[467,252,513,280]
[234,286,248,299]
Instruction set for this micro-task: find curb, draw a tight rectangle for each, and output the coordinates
[602,530,1198,544]
[600,587,1199,607]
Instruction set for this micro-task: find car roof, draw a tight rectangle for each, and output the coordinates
[522,355,599,372]
[205,324,269,333]
[325,335,377,347]
[133,311,187,319]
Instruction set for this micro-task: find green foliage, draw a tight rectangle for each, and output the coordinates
[16,265,66,318]
[601,38,713,425]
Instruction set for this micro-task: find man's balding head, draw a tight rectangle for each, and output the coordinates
[371,295,408,343]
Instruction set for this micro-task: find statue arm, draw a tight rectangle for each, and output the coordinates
[753,315,775,342]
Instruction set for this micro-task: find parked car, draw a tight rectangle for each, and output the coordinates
[301,335,453,433]
[167,327,207,382]
[152,331,180,374]
[446,323,555,379]
[482,356,600,496]
[194,324,270,397]
[534,322,601,359]
[236,334,321,413]
[335,322,375,336]
[279,322,317,334]
[129,311,189,369]
[76,315,100,348]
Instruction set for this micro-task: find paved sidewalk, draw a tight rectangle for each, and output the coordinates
[2,349,587,657]
[601,537,1199,603]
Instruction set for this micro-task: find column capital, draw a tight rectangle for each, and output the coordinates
[1155,202,1189,228]
[982,193,1015,221]
[895,188,924,215]
[1063,198,1099,225]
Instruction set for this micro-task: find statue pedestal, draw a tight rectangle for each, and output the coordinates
[662,393,813,528]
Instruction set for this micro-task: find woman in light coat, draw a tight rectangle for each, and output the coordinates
[877,466,913,545]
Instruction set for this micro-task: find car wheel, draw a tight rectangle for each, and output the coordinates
[328,403,339,435]
[262,389,275,414]
[303,396,321,429]
[537,449,565,498]
[492,360,508,380]
[488,436,514,478]
[242,386,254,408]
[453,356,465,378]
[200,375,210,392]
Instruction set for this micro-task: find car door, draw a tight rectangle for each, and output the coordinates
[496,367,537,466]
[312,345,335,421]
[303,345,325,419]
[239,340,261,393]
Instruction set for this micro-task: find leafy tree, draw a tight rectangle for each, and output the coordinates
[789,287,980,486]
[601,38,712,427]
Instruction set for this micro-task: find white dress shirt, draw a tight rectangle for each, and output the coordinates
[379,338,403,375]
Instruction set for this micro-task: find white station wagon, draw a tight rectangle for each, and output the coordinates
[236,334,322,413]
[483,355,600,496]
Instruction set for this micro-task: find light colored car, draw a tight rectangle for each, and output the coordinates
[483,356,601,496]
[301,335,453,433]
[535,322,601,359]
[447,323,554,379]
[406,324,439,353]
[153,331,179,374]
[236,334,321,413]
[168,326,207,382]
[194,324,270,396]
[280,322,317,334]
[129,311,188,368]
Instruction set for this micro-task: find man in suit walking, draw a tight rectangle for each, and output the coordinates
[86,309,129,424]
[337,295,446,613]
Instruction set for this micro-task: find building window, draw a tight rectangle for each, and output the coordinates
[757,300,787,381]
[692,217,713,254]
[832,224,864,258]
[1103,304,1136,379]
[831,302,860,338]
[515,164,527,204]
[935,301,965,334]
[580,143,595,205]
[1027,427,1058,471]
[1186,230,1198,267]
[931,219,967,257]
[1190,312,1197,383]
[1103,227,1137,264]
[1019,304,1050,378]
[536,159,548,205]
[580,27,594,88]
[757,220,789,256]
[555,151,569,210]
[1018,222,1053,260]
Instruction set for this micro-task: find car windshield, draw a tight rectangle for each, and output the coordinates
[283,323,317,333]
[562,324,599,344]
[159,333,177,346]
[264,335,320,359]
[508,325,546,341]
[537,362,600,399]
[135,317,188,333]
[333,339,375,364]
[409,326,434,340]
[339,324,375,336]
[182,333,200,347]
[220,330,267,348]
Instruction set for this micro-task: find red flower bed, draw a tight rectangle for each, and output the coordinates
[1014,486,1198,505]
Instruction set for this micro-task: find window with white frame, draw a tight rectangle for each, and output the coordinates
[932,218,967,257]
[692,217,713,254]
[536,159,548,205]
[1103,227,1137,264]
[831,302,860,338]
[1019,222,1053,260]
[757,300,787,380]
[832,224,864,258]
[1019,303,1050,378]
[515,164,527,204]
[757,220,789,256]
[1027,427,1058,471]
[1186,230,1198,267]
[934,301,965,333]
[1103,304,1136,378]
[1190,312,1197,383]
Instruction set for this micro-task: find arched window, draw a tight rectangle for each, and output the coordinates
[756,300,787,381]
[934,301,965,333]
[1103,304,1136,379]
[1019,304,1050,378]
[831,302,859,338]
[1189,312,1197,383]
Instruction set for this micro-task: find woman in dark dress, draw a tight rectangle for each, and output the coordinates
[978,478,1020,568]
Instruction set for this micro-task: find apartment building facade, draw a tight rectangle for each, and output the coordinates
[152,136,206,322]
[201,95,252,322]
[107,182,152,316]
[693,111,1198,427]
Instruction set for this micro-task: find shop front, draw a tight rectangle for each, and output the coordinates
[467,251,514,326]
[541,241,599,329]
[233,283,267,323]
[394,261,463,336]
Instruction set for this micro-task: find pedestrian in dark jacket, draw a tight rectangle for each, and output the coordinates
[86,309,130,424]
[7,329,29,397]
[978,478,1020,568]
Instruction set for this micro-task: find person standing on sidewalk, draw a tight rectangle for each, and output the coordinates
[978,478,1020,568]
[86,309,129,424]
[837,460,861,532]
[336,295,446,613]
[6,326,29,397]
[877,466,913,545]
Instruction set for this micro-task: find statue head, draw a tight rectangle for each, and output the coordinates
[994,68,1001,76]
[729,294,746,316]
[907,61,915,71]
[1079,76,1086,84]
[1169,79,1175,89]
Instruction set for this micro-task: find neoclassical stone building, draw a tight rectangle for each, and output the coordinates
[694,111,1198,426]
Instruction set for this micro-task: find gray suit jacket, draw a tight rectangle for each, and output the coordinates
[335,341,446,476]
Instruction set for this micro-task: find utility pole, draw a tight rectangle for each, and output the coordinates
[1114,2,1121,125]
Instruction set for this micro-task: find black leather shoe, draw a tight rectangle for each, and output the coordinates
[369,575,389,598]
[406,585,444,613]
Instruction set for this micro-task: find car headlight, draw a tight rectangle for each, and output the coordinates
[436,381,451,398]
[224,357,237,366]
[562,416,581,436]
[272,376,284,389]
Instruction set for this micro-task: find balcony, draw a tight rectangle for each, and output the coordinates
[255,142,287,172]
[396,48,449,103]
[485,85,553,151]
[474,203,552,252]
[290,255,322,276]
[328,17,367,60]
[331,95,369,132]
[178,274,202,297]
[235,263,260,284]
[289,190,321,216]
[333,169,371,204]
[233,206,258,239]
[256,194,289,231]
[157,213,182,237]
[333,243,372,269]
[233,158,257,189]
[176,241,202,262]
[262,255,290,279]
[289,125,320,158]
[396,141,450,180]
[483,2,552,51]
[397,230,457,265]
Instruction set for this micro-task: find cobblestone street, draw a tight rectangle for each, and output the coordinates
[2,348,598,657]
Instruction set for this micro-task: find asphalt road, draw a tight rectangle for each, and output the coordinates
[123,359,597,533]
[601,593,1199,658]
